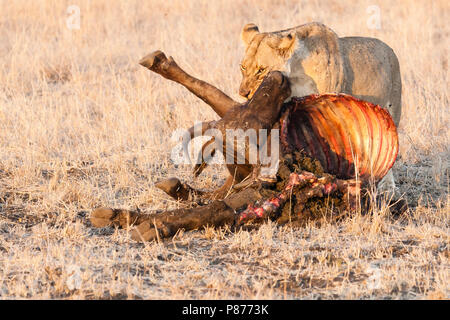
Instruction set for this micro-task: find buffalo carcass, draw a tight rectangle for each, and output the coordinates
[90,54,401,241]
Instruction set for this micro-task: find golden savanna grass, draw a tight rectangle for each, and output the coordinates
[0,0,448,299]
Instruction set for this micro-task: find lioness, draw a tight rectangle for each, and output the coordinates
[238,22,401,193]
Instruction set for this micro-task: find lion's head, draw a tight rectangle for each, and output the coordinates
[239,23,298,99]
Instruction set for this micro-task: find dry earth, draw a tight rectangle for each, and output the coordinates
[0,0,448,299]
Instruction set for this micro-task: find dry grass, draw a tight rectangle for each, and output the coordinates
[0,0,448,299]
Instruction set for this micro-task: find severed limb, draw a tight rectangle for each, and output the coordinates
[154,177,205,201]
[91,170,360,242]
[154,169,249,202]
[153,174,236,202]
[91,188,264,242]
[90,207,147,229]
[139,51,239,117]
[139,51,241,178]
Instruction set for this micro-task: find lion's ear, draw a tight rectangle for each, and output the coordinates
[267,32,297,57]
[241,23,260,46]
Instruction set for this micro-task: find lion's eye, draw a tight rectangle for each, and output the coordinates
[240,64,246,71]
[256,67,266,75]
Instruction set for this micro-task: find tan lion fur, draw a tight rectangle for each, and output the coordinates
[239,22,402,192]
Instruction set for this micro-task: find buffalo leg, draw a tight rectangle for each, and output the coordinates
[154,177,204,201]
[131,172,359,242]
[139,51,239,117]
[154,175,239,201]
[90,172,361,242]
[90,207,147,229]
[90,188,264,242]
